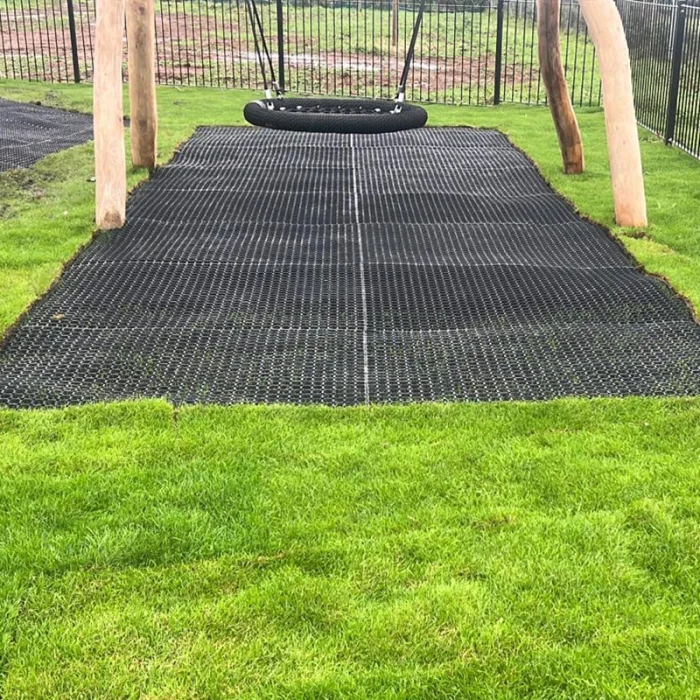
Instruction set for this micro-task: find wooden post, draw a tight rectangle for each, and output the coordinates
[126,0,158,168]
[537,0,584,174]
[94,0,126,230]
[578,0,648,227]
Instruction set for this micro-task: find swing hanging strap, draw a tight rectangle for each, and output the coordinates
[245,0,282,101]
[246,0,426,106]
[395,0,427,105]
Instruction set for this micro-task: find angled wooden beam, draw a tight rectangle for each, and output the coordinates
[126,0,158,168]
[578,0,648,227]
[94,0,127,230]
[537,0,584,174]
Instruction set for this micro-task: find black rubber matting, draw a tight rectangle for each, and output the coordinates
[1,127,699,407]
[0,97,93,172]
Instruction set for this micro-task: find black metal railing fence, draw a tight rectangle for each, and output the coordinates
[618,0,700,158]
[672,4,700,157]
[0,0,601,106]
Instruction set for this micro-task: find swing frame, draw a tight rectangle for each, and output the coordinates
[93,0,647,229]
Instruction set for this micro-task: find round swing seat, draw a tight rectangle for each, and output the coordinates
[243,97,428,134]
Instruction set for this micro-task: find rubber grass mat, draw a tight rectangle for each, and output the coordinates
[1,127,699,407]
[0,97,93,172]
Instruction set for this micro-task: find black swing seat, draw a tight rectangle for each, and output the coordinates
[244,97,428,134]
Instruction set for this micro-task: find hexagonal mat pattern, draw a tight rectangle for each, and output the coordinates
[0,98,93,171]
[1,127,699,407]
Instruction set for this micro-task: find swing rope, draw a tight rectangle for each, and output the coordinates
[244,0,282,102]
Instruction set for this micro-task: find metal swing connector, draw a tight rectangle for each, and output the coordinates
[265,83,284,109]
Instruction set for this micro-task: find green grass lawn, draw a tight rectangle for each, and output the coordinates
[1,80,700,698]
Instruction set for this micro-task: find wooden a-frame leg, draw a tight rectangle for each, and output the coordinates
[94,0,127,230]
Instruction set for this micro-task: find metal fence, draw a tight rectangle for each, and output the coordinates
[1,0,699,158]
[618,0,700,159]
[0,0,601,106]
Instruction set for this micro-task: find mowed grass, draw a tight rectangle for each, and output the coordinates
[0,81,700,697]
[2,399,700,698]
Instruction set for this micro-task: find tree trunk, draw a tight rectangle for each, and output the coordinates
[126,0,158,168]
[537,0,584,174]
[94,0,127,230]
[578,0,648,227]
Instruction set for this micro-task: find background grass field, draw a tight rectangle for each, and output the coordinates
[0,81,699,698]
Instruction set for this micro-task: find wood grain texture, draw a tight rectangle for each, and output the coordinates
[537,0,584,175]
[126,0,158,168]
[94,0,126,230]
[578,0,648,227]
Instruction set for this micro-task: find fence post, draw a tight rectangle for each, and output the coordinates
[66,0,81,83]
[276,0,285,92]
[665,2,686,145]
[494,0,505,104]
